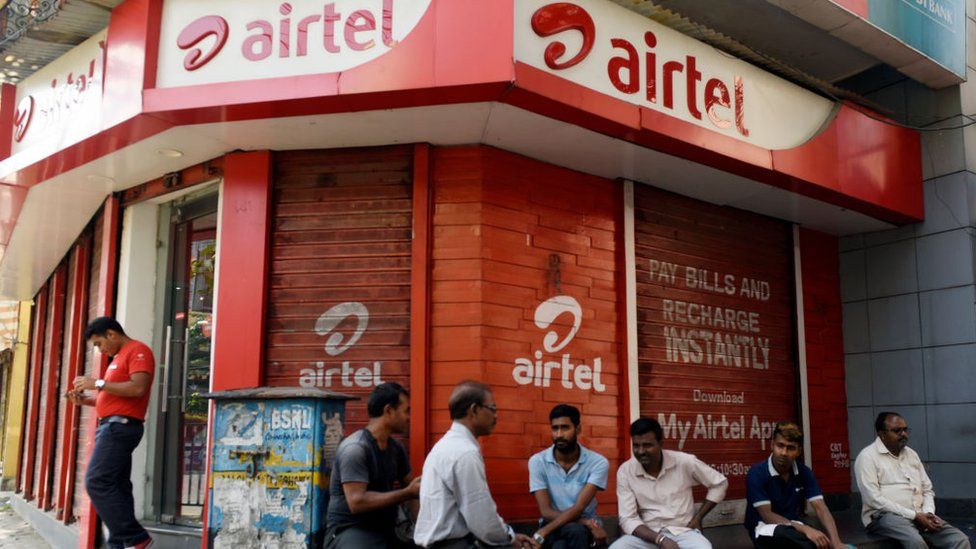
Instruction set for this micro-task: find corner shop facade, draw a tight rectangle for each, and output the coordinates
[0,0,922,546]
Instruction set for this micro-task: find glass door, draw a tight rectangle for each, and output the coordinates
[159,194,217,525]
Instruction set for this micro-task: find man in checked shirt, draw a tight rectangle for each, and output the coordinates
[610,418,728,549]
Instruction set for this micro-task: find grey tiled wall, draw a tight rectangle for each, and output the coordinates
[842,5,976,500]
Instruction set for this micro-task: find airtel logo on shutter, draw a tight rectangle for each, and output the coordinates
[299,301,383,389]
[513,295,607,392]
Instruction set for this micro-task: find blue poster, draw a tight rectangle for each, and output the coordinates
[868,0,966,78]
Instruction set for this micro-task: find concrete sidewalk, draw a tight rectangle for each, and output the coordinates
[0,493,50,548]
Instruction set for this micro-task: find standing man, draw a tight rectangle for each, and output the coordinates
[528,404,610,548]
[67,317,155,549]
[854,412,970,549]
[611,418,728,549]
[414,380,539,549]
[745,421,848,549]
[326,381,421,548]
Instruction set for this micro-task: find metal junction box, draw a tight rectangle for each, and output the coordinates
[205,387,355,548]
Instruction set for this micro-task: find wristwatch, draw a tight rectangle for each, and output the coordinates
[94,379,106,390]
[533,532,545,545]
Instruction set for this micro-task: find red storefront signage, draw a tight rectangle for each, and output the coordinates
[633,184,796,496]
[156,0,434,88]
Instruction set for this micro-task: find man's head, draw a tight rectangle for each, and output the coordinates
[875,411,910,454]
[367,382,410,434]
[84,317,127,357]
[770,421,803,473]
[448,381,496,437]
[549,404,581,453]
[630,417,664,469]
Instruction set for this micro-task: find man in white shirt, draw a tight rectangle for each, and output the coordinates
[854,412,970,549]
[414,381,539,549]
[611,418,728,549]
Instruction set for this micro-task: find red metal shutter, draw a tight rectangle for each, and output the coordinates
[32,281,58,499]
[633,184,796,499]
[51,248,79,511]
[266,147,413,433]
[72,213,103,521]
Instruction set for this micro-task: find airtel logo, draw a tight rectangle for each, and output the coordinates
[514,295,606,392]
[172,0,433,75]
[13,96,33,143]
[531,2,595,70]
[314,301,369,356]
[300,301,382,389]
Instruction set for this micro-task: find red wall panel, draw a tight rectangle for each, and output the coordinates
[799,228,851,493]
[429,146,625,521]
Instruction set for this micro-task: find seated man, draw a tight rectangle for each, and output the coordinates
[611,418,728,549]
[528,404,610,548]
[745,421,848,549]
[854,412,970,549]
[325,382,421,548]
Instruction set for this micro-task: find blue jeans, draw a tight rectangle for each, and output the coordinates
[85,420,149,548]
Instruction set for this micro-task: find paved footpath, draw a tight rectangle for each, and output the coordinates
[0,493,50,549]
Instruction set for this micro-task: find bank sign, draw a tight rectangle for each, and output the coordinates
[837,0,965,78]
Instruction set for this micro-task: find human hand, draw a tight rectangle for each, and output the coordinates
[796,524,829,549]
[686,517,703,531]
[660,537,680,549]
[927,513,944,528]
[579,518,607,546]
[404,476,421,498]
[73,376,95,392]
[65,390,83,405]
[914,512,940,531]
[512,533,540,549]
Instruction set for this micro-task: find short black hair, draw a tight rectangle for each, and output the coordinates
[84,317,126,339]
[448,381,491,420]
[773,421,803,445]
[367,382,409,418]
[875,411,901,433]
[549,404,580,426]
[630,417,663,441]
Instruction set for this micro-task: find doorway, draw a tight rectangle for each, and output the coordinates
[158,193,217,525]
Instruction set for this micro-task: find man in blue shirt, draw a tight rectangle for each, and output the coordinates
[745,422,848,549]
[529,404,610,548]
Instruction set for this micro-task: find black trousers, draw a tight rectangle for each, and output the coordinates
[754,525,818,549]
[85,421,149,549]
[543,522,592,549]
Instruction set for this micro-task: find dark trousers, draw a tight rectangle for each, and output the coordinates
[85,421,149,549]
[325,524,418,548]
[754,525,818,549]
[543,522,593,549]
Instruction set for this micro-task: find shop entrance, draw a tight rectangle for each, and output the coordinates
[157,193,217,525]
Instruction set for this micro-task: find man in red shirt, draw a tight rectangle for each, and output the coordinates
[68,317,155,549]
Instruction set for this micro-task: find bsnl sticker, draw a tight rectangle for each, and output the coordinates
[513,295,607,392]
[299,301,382,388]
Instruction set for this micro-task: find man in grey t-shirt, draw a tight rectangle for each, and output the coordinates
[326,382,421,548]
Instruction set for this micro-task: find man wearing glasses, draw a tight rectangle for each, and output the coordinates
[853,412,970,548]
[413,381,539,549]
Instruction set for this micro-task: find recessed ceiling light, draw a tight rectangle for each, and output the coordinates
[30,65,38,70]
[3,55,13,63]
[156,148,184,158]
[7,71,17,76]
[11,62,20,67]
[87,174,115,185]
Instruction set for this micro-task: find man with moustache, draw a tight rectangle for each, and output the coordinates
[744,422,847,549]
[528,404,610,548]
[325,382,421,548]
[414,381,539,549]
[854,412,970,549]
[611,417,728,549]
